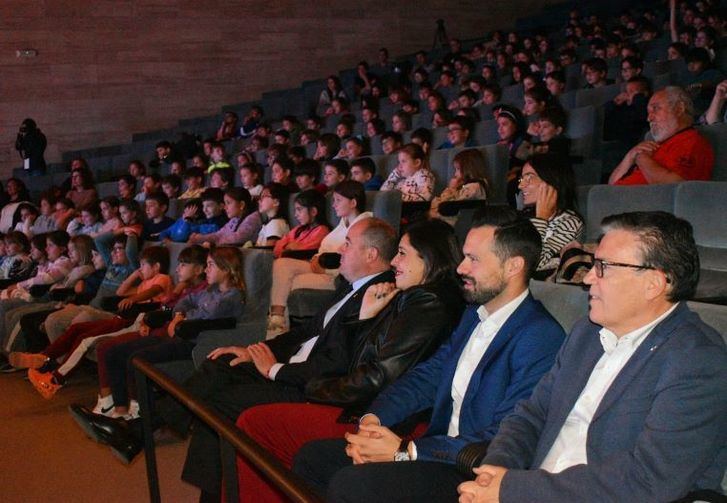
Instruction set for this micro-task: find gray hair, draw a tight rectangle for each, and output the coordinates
[360,218,398,262]
[662,86,695,119]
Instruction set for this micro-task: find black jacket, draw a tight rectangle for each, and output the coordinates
[15,129,47,173]
[265,270,395,390]
[304,277,465,418]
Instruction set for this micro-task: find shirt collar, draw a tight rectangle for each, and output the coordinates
[351,272,383,293]
[476,288,529,328]
[598,303,679,355]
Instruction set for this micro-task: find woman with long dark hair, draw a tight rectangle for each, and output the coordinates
[518,153,583,276]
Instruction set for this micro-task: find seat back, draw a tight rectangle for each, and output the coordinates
[585,184,677,240]
[529,280,589,334]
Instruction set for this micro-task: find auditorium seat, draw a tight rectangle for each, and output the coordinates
[696,123,727,181]
[674,181,727,302]
[584,184,677,240]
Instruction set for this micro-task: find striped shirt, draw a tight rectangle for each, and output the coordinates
[530,209,584,271]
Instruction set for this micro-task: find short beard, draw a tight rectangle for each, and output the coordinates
[461,275,507,305]
[649,117,679,142]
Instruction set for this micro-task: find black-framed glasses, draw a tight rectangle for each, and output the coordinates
[592,258,657,278]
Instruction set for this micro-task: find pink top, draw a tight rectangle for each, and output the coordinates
[273,224,330,259]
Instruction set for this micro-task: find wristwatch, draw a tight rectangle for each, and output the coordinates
[394,438,411,462]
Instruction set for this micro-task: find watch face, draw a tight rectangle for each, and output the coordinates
[394,451,410,462]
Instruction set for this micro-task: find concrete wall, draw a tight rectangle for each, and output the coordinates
[0,0,564,176]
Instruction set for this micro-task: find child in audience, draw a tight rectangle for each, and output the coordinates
[67,203,103,237]
[322,159,349,191]
[117,175,136,202]
[0,231,73,348]
[0,232,33,282]
[159,188,226,243]
[179,168,206,200]
[430,149,489,223]
[341,137,365,160]
[256,183,290,247]
[239,163,263,199]
[97,196,122,236]
[495,104,532,205]
[53,198,76,231]
[14,203,39,235]
[207,142,232,172]
[273,189,330,259]
[410,128,433,155]
[381,131,404,155]
[530,106,571,157]
[134,174,161,203]
[2,235,96,353]
[350,158,383,190]
[22,192,57,237]
[161,175,182,200]
[314,134,341,162]
[128,161,146,182]
[380,143,435,202]
[142,193,174,241]
[208,168,232,190]
[19,246,172,398]
[267,181,371,335]
[270,157,298,193]
[294,159,327,194]
[113,200,143,238]
[34,233,139,345]
[71,246,245,426]
[189,187,261,247]
[78,245,209,418]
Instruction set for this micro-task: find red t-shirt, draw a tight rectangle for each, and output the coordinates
[615,128,714,185]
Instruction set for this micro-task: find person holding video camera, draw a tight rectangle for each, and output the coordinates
[15,118,47,176]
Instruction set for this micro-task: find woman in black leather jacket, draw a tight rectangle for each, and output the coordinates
[234,218,466,502]
[303,218,465,417]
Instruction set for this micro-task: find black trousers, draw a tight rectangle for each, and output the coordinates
[19,308,59,353]
[293,438,467,502]
[159,356,306,495]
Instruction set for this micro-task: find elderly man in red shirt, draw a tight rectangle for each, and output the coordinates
[609,86,714,185]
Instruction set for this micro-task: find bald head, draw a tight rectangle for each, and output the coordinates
[338,218,396,282]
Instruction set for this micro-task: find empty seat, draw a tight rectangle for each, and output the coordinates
[585,184,677,240]
[674,181,727,301]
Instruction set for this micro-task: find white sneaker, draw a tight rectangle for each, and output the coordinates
[266,314,288,339]
[92,394,115,417]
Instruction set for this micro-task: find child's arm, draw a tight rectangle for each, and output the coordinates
[116,269,141,297]
[118,284,165,310]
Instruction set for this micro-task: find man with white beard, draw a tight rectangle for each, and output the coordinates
[608,86,714,185]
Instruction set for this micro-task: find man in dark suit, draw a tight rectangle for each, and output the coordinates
[293,208,566,500]
[454,211,726,502]
[167,217,396,499]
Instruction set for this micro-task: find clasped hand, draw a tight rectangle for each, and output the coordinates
[457,465,507,503]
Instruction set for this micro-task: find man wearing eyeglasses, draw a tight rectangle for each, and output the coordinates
[457,211,726,503]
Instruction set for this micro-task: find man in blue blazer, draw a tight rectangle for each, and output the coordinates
[457,211,727,502]
[293,208,566,499]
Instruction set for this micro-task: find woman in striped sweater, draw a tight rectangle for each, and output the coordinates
[518,153,583,278]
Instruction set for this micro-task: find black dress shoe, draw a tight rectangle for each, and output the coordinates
[106,427,143,465]
[68,404,128,444]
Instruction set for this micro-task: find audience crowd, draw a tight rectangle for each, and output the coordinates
[1,0,726,501]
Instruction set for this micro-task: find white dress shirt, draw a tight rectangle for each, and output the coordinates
[447,289,529,437]
[540,303,678,473]
[268,272,381,380]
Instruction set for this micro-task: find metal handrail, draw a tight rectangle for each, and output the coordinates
[132,356,323,503]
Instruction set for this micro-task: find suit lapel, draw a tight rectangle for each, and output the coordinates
[591,304,684,422]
